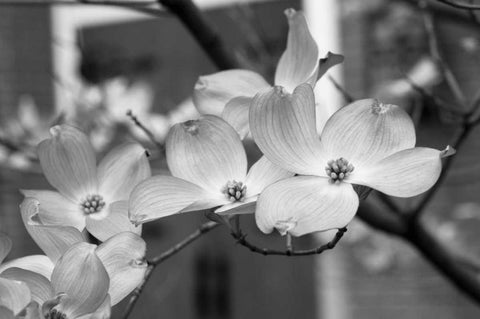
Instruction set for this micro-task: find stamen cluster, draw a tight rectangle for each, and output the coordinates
[46,309,67,319]
[325,158,354,183]
[81,194,106,214]
[222,180,247,202]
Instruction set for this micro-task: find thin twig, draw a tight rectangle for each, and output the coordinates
[409,122,473,220]
[375,192,403,215]
[286,233,293,254]
[230,228,347,256]
[437,0,480,10]
[404,76,465,117]
[421,1,468,108]
[122,221,220,319]
[328,75,354,103]
[126,110,164,152]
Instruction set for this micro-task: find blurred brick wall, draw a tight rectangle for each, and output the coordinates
[0,6,54,118]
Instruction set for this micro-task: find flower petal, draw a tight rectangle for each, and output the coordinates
[215,197,257,215]
[98,143,151,203]
[350,147,443,197]
[96,232,147,305]
[19,300,42,319]
[244,156,294,197]
[249,84,325,175]
[0,233,12,264]
[0,277,31,315]
[37,125,97,202]
[86,201,142,242]
[194,70,270,115]
[20,198,85,263]
[77,295,111,319]
[319,99,416,170]
[0,256,54,280]
[1,268,54,305]
[166,115,247,192]
[51,243,109,318]
[256,176,358,236]
[274,9,319,92]
[129,175,225,225]
[222,96,252,139]
[20,190,85,230]
[0,306,14,319]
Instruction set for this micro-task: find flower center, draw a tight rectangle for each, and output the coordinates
[222,180,247,202]
[325,158,354,183]
[46,309,67,319]
[80,194,105,215]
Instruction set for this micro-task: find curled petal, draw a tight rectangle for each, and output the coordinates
[320,99,416,171]
[244,156,294,197]
[0,255,54,280]
[167,115,247,192]
[51,243,109,318]
[20,190,85,230]
[222,96,252,139]
[1,268,54,305]
[86,201,142,242]
[96,233,147,305]
[274,9,319,92]
[37,125,97,202]
[98,143,151,203]
[0,277,31,315]
[350,147,444,197]
[129,175,225,225]
[316,52,344,80]
[193,70,270,115]
[20,198,85,263]
[256,176,359,236]
[250,84,325,175]
[0,233,12,264]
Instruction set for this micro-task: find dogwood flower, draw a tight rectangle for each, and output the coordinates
[193,9,342,138]
[0,198,147,318]
[249,84,453,236]
[129,115,292,225]
[21,124,151,241]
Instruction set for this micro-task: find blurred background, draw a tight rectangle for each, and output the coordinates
[1,0,480,318]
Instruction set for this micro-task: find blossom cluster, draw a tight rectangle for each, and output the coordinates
[0,126,150,318]
[129,8,451,235]
[0,8,451,318]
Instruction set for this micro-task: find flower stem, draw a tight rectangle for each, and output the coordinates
[231,227,347,257]
[121,221,220,319]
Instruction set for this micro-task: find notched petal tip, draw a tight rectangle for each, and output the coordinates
[49,125,61,137]
[284,8,297,18]
[194,77,207,91]
[275,219,297,236]
[440,145,456,158]
[129,214,146,227]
